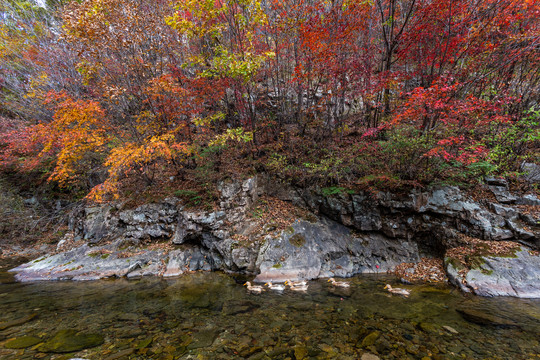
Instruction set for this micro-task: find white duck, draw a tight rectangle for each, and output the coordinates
[244,281,265,293]
[285,281,309,292]
[285,279,307,286]
[265,281,286,291]
[328,278,350,288]
[384,284,410,297]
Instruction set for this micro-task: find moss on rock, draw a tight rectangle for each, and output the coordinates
[289,233,306,248]
[4,336,42,349]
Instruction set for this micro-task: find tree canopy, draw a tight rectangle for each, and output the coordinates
[1,0,539,200]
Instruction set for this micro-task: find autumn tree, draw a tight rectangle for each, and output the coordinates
[0,0,538,198]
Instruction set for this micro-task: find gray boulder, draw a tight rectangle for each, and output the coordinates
[446,248,540,298]
[254,218,419,282]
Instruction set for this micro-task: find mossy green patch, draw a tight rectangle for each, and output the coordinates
[294,345,308,359]
[4,336,42,349]
[272,263,282,269]
[493,247,521,258]
[136,336,153,349]
[36,329,104,353]
[418,322,439,333]
[289,233,306,248]
[480,268,494,275]
[284,226,295,236]
[444,257,465,270]
[467,255,486,270]
[360,331,380,348]
[101,254,110,259]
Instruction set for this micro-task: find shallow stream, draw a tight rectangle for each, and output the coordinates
[0,258,539,359]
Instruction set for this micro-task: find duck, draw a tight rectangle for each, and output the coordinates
[384,284,410,297]
[265,281,286,291]
[285,279,307,287]
[244,281,265,293]
[285,281,309,292]
[328,278,350,288]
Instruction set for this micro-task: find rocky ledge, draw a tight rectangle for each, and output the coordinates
[9,175,540,298]
[446,247,540,298]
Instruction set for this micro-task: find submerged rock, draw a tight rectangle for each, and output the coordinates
[3,335,42,349]
[135,336,153,349]
[222,300,260,316]
[187,329,219,349]
[104,349,135,360]
[0,313,37,330]
[360,331,381,348]
[456,308,519,327]
[294,345,309,360]
[361,354,380,360]
[37,329,104,353]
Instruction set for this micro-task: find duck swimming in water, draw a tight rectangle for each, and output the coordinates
[384,284,410,297]
[265,281,286,291]
[244,281,264,293]
[328,278,350,288]
[285,280,309,292]
[285,279,307,287]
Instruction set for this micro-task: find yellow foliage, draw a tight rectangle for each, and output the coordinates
[37,95,110,187]
[87,132,193,202]
[209,127,253,146]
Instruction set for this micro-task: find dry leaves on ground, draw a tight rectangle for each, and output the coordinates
[393,257,447,283]
[446,234,521,265]
[231,195,313,244]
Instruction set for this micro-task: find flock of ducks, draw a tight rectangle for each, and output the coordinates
[243,280,309,293]
[244,279,411,297]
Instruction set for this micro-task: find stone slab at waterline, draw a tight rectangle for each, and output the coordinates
[446,247,540,298]
[10,241,214,281]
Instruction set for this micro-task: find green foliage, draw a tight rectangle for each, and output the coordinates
[377,126,437,181]
[303,156,347,184]
[485,107,540,174]
[320,186,354,196]
[465,161,497,178]
[266,153,289,173]
[209,128,253,147]
[174,189,203,207]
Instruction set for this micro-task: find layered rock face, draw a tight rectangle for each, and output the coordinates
[10,176,540,297]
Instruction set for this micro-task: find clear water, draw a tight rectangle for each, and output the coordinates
[0,258,539,359]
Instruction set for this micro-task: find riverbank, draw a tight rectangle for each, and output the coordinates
[1,264,540,360]
[5,175,540,298]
